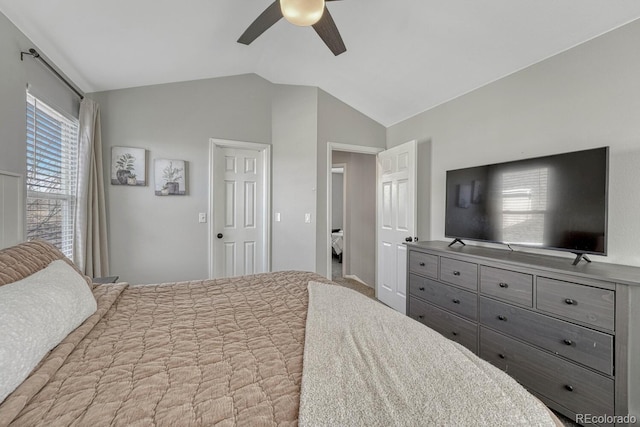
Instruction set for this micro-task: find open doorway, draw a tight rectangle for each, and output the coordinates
[326,143,382,297]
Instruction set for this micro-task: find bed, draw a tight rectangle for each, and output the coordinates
[330,229,343,262]
[0,240,560,426]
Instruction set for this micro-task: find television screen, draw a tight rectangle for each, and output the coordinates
[445,147,608,255]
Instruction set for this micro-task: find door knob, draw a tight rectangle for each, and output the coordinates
[405,237,413,242]
[217,233,223,239]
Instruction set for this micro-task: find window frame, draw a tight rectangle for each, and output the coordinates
[25,92,80,258]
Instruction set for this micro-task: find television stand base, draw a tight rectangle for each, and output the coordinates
[448,238,466,247]
[572,253,592,266]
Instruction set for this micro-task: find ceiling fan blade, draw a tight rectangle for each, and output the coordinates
[312,7,346,56]
[237,1,283,45]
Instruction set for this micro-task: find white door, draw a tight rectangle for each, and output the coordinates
[213,146,266,278]
[376,140,417,314]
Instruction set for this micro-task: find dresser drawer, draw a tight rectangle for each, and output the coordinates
[480,327,614,418]
[480,266,533,307]
[409,251,438,278]
[409,274,477,320]
[409,298,477,353]
[479,297,613,375]
[536,277,615,331]
[440,257,478,291]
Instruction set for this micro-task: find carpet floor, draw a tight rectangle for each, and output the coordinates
[331,257,375,299]
[332,275,375,299]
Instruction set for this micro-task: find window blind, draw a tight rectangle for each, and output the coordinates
[26,92,79,258]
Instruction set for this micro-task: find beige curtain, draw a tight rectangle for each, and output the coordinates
[74,98,109,277]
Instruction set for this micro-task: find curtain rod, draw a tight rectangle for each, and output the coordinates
[21,48,84,100]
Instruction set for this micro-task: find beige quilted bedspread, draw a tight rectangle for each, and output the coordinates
[1,271,331,427]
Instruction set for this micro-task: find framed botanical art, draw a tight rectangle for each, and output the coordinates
[154,159,186,196]
[111,147,146,186]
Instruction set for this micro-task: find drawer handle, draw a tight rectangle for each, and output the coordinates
[419,287,425,291]
[452,331,459,336]
[497,315,507,321]
[565,298,576,305]
[452,271,461,276]
[498,282,509,288]
[563,339,573,346]
[498,353,506,359]
[564,385,574,392]
[419,262,426,266]
[452,298,461,304]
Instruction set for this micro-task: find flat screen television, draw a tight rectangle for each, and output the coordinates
[445,147,608,264]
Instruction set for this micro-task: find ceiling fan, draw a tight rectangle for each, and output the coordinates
[238,0,346,56]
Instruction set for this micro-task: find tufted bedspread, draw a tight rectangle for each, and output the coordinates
[1,271,332,427]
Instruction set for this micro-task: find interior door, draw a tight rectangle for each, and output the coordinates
[213,146,265,278]
[376,140,417,313]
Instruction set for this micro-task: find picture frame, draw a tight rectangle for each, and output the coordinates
[111,147,146,186]
[154,159,187,196]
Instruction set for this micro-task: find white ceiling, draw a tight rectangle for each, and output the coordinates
[2,1,640,126]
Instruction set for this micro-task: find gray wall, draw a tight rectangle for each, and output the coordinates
[331,171,343,230]
[332,151,377,286]
[92,79,385,283]
[92,75,274,284]
[316,89,386,279]
[388,18,640,267]
[271,85,318,272]
[0,11,79,177]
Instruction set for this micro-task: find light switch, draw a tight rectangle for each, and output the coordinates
[275,212,281,222]
[305,213,311,223]
[198,213,207,223]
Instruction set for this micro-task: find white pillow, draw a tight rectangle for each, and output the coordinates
[0,260,97,403]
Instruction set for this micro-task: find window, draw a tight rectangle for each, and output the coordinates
[26,93,79,258]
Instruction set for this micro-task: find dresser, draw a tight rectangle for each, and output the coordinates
[406,241,640,426]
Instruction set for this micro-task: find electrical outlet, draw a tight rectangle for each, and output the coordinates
[198,213,207,223]
[305,213,311,223]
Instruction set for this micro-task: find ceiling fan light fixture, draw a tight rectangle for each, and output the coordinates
[280,0,325,27]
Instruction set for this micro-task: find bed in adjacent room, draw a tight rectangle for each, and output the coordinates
[0,240,560,426]
[331,229,343,263]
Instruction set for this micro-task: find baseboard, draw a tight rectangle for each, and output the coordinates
[344,274,373,288]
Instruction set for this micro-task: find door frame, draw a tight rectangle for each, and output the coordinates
[326,142,383,284]
[208,138,272,278]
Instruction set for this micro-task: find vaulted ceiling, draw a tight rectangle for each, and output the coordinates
[2,1,640,126]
